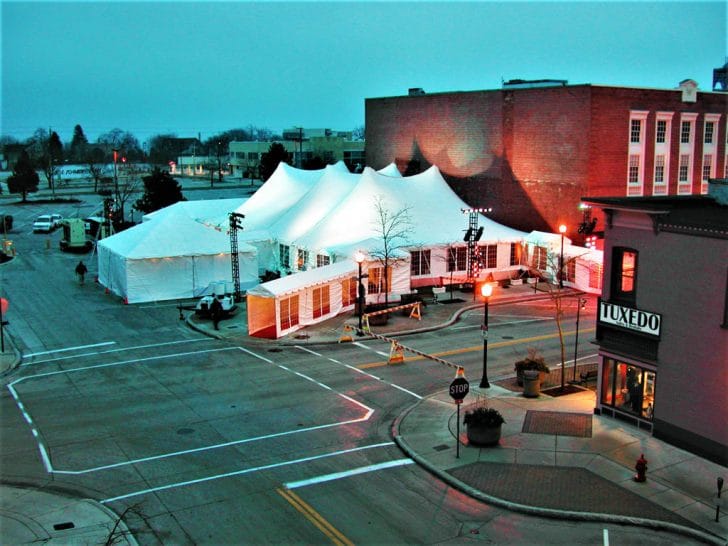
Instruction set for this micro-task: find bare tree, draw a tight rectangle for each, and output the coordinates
[368,196,414,308]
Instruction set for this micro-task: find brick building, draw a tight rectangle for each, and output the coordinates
[365,81,727,242]
[583,180,728,465]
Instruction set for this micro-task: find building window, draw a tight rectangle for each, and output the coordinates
[611,247,637,304]
[410,250,431,276]
[484,244,497,269]
[630,119,642,143]
[341,277,357,307]
[702,155,713,182]
[247,152,259,160]
[368,266,392,295]
[678,155,690,182]
[654,155,665,184]
[601,359,655,421]
[447,247,467,272]
[704,121,715,144]
[316,254,330,268]
[680,120,692,143]
[510,243,520,266]
[279,245,290,270]
[280,295,299,330]
[312,286,330,319]
[532,246,547,271]
[628,155,640,184]
[296,249,309,271]
[655,120,667,143]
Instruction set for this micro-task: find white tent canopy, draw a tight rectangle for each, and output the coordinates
[97,207,258,303]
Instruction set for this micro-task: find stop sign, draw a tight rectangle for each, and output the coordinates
[449,376,469,401]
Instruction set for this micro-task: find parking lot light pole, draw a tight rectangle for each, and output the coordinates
[480,283,493,388]
[573,297,587,382]
[354,251,367,335]
[559,224,567,289]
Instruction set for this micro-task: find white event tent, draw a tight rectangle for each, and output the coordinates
[97,207,257,304]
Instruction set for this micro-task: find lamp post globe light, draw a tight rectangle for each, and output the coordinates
[480,283,493,388]
[354,250,366,335]
[558,224,567,289]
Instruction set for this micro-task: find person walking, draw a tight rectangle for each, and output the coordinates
[75,260,88,285]
[210,297,223,330]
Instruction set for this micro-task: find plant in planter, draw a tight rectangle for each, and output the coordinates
[514,348,550,386]
[463,406,505,446]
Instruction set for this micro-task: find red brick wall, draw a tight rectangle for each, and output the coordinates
[366,86,727,239]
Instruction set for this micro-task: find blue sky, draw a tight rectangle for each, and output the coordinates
[1,1,725,145]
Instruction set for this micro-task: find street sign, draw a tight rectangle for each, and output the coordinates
[449,377,469,401]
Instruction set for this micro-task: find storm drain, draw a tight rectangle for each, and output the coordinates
[53,522,75,531]
[522,410,592,437]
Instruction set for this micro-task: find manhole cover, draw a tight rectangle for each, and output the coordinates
[433,444,449,452]
[177,428,195,435]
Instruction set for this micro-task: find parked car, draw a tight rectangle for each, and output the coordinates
[32,213,63,233]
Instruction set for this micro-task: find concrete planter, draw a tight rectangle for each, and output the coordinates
[466,424,502,446]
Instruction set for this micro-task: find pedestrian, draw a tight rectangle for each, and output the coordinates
[75,260,88,285]
[210,297,223,330]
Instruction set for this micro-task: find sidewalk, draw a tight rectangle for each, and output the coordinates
[188,284,727,544]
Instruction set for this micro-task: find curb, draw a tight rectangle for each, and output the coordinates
[391,394,726,546]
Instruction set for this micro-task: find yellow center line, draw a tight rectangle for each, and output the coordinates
[357,328,596,369]
[277,487,355,546]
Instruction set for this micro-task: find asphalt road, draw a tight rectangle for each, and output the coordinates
[0,190,700,545]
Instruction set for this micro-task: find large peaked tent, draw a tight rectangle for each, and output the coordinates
[97,207,257,303]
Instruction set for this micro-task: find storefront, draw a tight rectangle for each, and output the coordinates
[595,299,662,432]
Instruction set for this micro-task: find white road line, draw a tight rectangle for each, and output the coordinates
[23,338,210,366]
[294,346,421,399]
[284,458,414,489]
[7,383,52,472]
[603,528,609,546]
[353,341,389,357]
[53,415,374,475]
[100,442,396,504]
[15,347,239,381]
[24,341,116,358]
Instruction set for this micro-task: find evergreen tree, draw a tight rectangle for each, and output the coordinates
[259,142,291,181]
[7,151,39,202]
[133,168,186,214]
[70,124,89,162]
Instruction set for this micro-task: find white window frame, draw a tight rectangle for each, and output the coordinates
[627,111,648,196]
[701,113,721,194]
[678,113,698,194]
[653,112,673,195]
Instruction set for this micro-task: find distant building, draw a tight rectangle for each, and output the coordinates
[583,179,728,465]
[229,128,365,179]
[365,79,727,244]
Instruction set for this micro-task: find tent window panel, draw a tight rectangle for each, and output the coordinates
[341,277,357,306]
[410,250,431,276]
[510,243,521,266]
[532,246,547,270]
[316,254,330,268]
[368,266,392,295]
[297,249,309,271]
[279,245,290,270]
[447,247,467,272]
[484,245,497,269]
[313,286,330,319]
[566,259,576,282]
[280,295,299,330]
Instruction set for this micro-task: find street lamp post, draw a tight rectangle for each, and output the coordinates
[480,283,493,388]
[572,297,587,382]
[354,251,366,335]
[558,224,567,289]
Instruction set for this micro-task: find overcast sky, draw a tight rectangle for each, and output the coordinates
[1,1,725,145]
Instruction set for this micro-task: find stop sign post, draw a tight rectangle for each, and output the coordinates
[450,368,470,458]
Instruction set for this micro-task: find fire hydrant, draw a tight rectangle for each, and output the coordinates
[634,453,648,482]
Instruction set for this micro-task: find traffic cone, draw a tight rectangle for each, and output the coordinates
[388,341,405,365]
[409,303,421,320]
[339,324,353,343]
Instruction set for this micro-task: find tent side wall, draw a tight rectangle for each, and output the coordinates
[248,295,277,338]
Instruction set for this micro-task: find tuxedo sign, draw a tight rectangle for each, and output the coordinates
[599,300,662,338]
